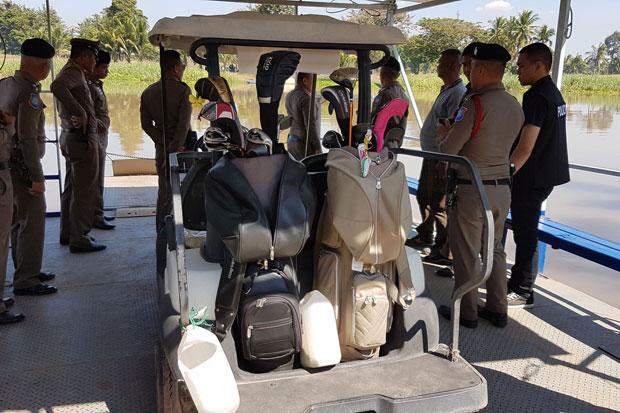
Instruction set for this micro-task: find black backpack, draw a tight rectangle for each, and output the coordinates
[237,259,301,372]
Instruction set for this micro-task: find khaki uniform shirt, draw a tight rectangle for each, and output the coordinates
[0,71,46,182]
[50,60,97,134]
[285,85,320,145]
[371,82,409,130]
[88,78,110,134]
[140,78,192,151]
[439,83,524,180]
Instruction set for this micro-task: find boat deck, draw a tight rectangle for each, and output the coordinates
[1,188,618,412]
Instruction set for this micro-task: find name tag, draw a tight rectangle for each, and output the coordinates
[557,104,567,118]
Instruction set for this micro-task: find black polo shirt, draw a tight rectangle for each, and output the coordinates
[513,75,570,188]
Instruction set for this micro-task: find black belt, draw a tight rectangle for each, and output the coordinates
[457,178,511,186]
[0,161,9,171]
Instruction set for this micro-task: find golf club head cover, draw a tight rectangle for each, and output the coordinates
[321,85,352,139]
[256,51,301,141]
[195,76,234,105]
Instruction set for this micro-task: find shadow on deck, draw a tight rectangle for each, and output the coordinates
[0,216,618,412]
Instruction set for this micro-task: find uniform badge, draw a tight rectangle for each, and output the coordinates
[454,106,468,122]
[29,93,43,110]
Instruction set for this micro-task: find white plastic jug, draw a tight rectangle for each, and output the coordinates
[177,325,240,413]
[300,290,341,368]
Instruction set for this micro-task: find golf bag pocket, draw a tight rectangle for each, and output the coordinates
[239,266,301,371]
[347,272,390,350]
[315,248,341,324]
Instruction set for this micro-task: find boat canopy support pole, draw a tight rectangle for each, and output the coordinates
[552,0,572,90]
[386,5,423,132]
[45,0,63,216]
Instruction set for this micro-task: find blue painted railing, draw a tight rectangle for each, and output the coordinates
[406,177,620,272]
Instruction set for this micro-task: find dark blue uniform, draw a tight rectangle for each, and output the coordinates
[509,75,570,296]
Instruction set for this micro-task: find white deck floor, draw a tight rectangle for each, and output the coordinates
[0,182,618,412]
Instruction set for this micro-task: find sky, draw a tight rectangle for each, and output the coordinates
[11,0,619,56]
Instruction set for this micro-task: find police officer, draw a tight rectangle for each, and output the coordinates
[438,43,524,328]
[0,38,58,296]
[507,43,570,308]
[285,72,321,160]
[140,50,192,235]
[370,56,409,148]
[51,38,105,253]
[411,49,465,255]
[87,50,115,230]
[0,111,22,324]
[432,42,483,277]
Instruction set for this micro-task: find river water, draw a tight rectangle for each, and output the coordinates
[35,87,620,308]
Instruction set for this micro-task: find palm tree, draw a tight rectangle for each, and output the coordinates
[536,25,555,47]
[510,10,539,55]
[488,16,509,46]
[586,43,608,74]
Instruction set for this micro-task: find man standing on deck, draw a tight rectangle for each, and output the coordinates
[437,43,524,329]
[87,50,115,231]
[285,72,321,160]
[410,49,466,257]
[52,38,106,253]
[140,50,192,236]
[370,56,409,149]
[431,42,482,277]
[508,43,570,308]
[0,38,58,297]
[0,111,22,324]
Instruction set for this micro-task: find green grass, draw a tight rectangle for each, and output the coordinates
[2,55,619,95]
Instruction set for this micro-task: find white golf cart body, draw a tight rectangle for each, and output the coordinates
[152,12,493,413]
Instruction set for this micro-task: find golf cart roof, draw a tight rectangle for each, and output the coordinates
[148,11,406,51]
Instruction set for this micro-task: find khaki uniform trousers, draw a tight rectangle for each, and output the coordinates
[449,184,510,321]
[155,146,172,233]
[94,132,108,223]
[287,136,321,161]
[0,170,13,313]
[60,131,99,246]
[416,159,448,250]
[10,172,46,289]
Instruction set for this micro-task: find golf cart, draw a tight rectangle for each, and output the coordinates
[152,12,492,413]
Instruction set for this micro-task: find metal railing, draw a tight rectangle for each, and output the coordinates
[394,148,493,362]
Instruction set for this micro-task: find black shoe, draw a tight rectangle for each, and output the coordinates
[93,221,116,230]
[38,272,56,282]
[507,291,534,309]
[0,311,25,325]
[70,242,106,253]
[478,307,508,328]
[423,252,452,266]
[13,284,57,296]
[435,266,455,278]
[438,305,478,329]
[104,215,116,222]
[2,297,15,308]
[61,235,95,246]
[406,235,433,249]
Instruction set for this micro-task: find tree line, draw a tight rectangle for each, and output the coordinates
[1,0,618,75]
[0,0,155,61]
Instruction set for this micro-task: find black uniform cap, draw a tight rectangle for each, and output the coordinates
[70,38,100,54]
[97,50,111,65]
[20,38,55,59]
[472,43,511,64]
[383,56,401,73]
[462,42,483,58]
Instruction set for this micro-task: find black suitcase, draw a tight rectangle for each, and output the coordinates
[237,262,301,372]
